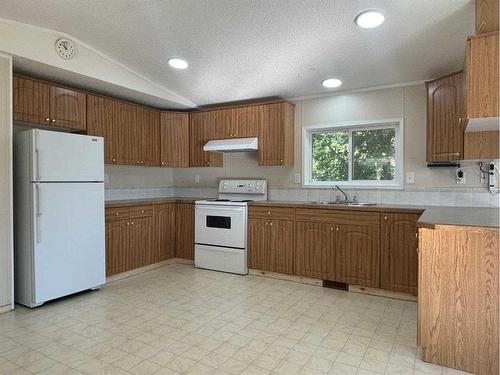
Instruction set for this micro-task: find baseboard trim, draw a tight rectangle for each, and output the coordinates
[0,304,12,315]
[349,285,418,302]
[249,269,323,286]
[106,258,194,283]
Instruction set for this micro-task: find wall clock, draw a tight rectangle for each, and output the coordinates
[55,38,77,60]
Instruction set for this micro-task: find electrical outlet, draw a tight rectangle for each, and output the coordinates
[194,175,200,183]
[405,172,415,184]
[456,168,465,184]
[294,173,301,184]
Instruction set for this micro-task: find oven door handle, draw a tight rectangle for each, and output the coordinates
[195,205,246,212]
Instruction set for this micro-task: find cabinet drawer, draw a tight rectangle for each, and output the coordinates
[249,206,294,220]
[295,208,380,227]
[130,205,154,218]
[106,207,130,221]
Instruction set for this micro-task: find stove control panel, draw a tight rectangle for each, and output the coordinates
[218,179,268,200]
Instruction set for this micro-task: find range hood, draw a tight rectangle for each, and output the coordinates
[203,137,258,153]
[465,117,500,132]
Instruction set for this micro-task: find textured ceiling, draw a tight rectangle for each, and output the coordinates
[1,0,474,106]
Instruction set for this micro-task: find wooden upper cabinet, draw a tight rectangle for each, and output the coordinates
[232,106,259,138]
[466,32,499,119]
[258,102,295,166]
[210,109,233,139]
[189,112,223,167]
[160,112,189,167]
[13,75,50,125]
[426,72,465,162]
[49,86,87,131]
[115,102,137,165]
[86,94,116,164]
[334,224,380,288]
[475,0,499,34]
[137,108,159,167]
[381,213,419,295]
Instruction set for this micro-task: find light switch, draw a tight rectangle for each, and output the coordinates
[294,174,301,184]
[405,172,415,184]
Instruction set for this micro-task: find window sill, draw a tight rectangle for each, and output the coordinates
[302,182,403,190]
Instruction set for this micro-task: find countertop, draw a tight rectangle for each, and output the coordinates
[417,207,499,229]
[105,197,499,228]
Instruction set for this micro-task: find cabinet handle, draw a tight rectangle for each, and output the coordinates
[161,162,165,166]
[51,119,56,123]
[141,210,145,214]
[137,161,140,164]
[280,159,283,163]
[330,227,334,231]
[265,222,268,226]
[141,160,144,164]
[115,212,119,216]
[131,221,134,225]
[269,222,273,226]
[45,118,50,122]
[112,158,116,163]
[267,211,271,215]
[384,216,387,220]
[126,222,130,226]
[336,227,340,231]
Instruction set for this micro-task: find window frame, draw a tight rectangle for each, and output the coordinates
[302,118,404,189]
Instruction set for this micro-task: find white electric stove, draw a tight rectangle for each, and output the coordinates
[194,179,267,275]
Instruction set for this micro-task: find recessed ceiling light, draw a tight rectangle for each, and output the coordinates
[168,58,188,69]
[322,78,342,88]
[355,10,385,29]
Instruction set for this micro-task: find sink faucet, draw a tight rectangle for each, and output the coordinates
[334,185,348,202]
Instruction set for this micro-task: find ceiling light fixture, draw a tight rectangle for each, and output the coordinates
[322,78,342,88]
[355,10,385,29]
[168,58,188,69]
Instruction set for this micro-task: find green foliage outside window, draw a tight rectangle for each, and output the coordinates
[311,127,396,182]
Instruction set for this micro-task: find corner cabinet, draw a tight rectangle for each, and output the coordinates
[160,112,190,167]
[425,72,465,162]
[14,75,86,131]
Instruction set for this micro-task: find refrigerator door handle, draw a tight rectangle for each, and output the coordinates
[35,183,42,243]
[35,129,40,181]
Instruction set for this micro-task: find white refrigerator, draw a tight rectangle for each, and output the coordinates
[14,129,105,307]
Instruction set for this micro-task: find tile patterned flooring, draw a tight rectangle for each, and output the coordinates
[0,264,468,375]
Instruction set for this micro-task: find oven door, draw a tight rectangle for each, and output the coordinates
[195,204,247,249]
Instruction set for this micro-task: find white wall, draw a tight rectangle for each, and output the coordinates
[0,54,13,311]
[170,84,488,189]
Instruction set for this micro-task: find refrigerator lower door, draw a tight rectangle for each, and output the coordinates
[32,182,105,305]
[33,129,104,182]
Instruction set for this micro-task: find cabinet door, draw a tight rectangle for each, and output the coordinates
[139,108,159,166]
[160,112,189,167]
[381,213,419,295]
[269,219,294,274]
[13,75,50,125]
[426,72,465,162]
[154,203,176,262]
[295,221,331,279]
[466,33,499,119]
[176,203,195,259]
[189,112,223,167]
[115,102,137,165]
[86,94,116,164]
[49,86,87,131]
[233,106,258,138]
[210,109,232,138]
[105,219,130,276]
[248,218,270,270]
[335,224,380,287]
[259,103,284,166]
[129,216,154,269]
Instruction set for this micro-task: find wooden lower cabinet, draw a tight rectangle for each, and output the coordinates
[295,221,333,279]
[335,224,380,287]
[175,203,195,260]
[418,225,499,375]
[381,213,419,295]
[154,203,176,262]
[105,219,130,276]
[248,218,294,274]
[129,216,154,269]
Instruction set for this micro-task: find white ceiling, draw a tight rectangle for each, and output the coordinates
[1,0,474,107]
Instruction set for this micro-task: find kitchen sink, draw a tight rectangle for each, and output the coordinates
[316,201,377,206]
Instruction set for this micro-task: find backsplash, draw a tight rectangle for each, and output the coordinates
[105,185,500,207]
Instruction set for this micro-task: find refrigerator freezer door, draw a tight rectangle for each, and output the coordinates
[32,182,105,305]
[33,129,104,182]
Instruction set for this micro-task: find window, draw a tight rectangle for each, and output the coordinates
[303,120,403,188]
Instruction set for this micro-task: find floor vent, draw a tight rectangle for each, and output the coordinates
[323,280,348,291]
